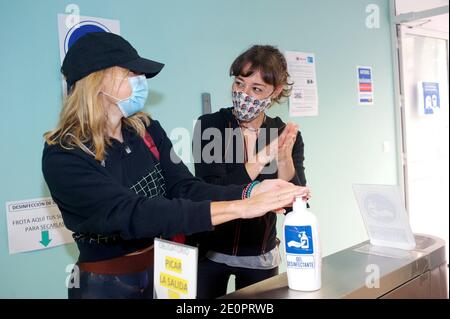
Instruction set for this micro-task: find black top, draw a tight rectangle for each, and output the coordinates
[191,107,307,256]
[42,118,243,262]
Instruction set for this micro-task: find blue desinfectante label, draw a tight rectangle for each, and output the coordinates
[285,225,314,254]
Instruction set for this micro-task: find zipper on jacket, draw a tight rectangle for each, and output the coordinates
[232,220,242,255]
[223,122,232,162]
[260,214,270,258]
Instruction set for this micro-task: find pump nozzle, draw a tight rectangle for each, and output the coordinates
[293,196,307,212]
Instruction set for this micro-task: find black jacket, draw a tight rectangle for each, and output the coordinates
[42,118,244,262]
[191,107,307,256]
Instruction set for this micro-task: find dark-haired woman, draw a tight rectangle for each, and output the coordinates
[191,45,309,298]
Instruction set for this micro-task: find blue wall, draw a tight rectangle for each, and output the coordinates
[0,0,398,298]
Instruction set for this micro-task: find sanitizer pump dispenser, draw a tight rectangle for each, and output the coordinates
[283,197,321,291]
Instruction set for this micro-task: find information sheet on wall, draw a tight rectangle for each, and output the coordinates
[285,51,319,117]
[6,197,74,254]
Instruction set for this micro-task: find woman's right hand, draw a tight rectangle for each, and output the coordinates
[210,182,310,226]
[238,183,310,219]
[245,123,299,178]
[250,179,294,196]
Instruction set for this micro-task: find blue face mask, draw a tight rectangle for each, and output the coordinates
[103,75,149,117]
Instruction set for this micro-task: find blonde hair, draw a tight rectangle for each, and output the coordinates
[44,67,150,161]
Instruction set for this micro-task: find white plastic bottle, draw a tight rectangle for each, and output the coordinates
[283,197,321,291]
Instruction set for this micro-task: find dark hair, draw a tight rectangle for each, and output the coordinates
[229,45,292,104]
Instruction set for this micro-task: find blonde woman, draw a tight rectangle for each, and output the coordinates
[42,32,309,299]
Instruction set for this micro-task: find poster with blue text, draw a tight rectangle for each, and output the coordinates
[357,66,374,105]
[417,82,440,116]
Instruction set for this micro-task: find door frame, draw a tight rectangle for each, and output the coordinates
[389,0,449,213]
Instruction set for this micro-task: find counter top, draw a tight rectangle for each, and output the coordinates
[222,234,447,299]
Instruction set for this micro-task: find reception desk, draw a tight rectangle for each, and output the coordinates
[222,234,448,299]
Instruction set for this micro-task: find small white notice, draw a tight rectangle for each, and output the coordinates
[352,184,416,250]
[6,197,74,254]
[285,51,319,117]
[153,238,198,299]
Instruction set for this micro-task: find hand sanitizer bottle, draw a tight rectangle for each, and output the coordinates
[283,197,321,291]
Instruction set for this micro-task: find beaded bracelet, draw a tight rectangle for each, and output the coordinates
[246,181,260,198]
[242,183,251,199]
[242,180,261,199]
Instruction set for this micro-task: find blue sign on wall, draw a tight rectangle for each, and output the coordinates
[357,66,374,105]
[64,21,110,53]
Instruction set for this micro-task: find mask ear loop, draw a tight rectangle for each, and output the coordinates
[101,70,132,101]
[101,91,125,102]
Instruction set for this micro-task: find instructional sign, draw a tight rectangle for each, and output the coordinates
[57,13,120,94]
[418,81,440,115]
[154,238,198,299]
[6,197,74,254]
[357,66,374,105]
[285,51,319,117]
[352,184,416,250]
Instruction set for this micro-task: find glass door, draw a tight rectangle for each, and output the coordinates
[398,24,449,263]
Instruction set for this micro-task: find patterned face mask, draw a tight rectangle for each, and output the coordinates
[232,91,272,122]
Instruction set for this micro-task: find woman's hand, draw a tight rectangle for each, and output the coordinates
[239,184,310,219]
[251,179,310,214]
[244,122,299,180]
[252,179,311,200]
[277,123,298,164]
[209,181,310,226]
[251,179,293,197]
[277,123,298,181]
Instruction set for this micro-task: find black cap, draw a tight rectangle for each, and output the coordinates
[61,32,164,87]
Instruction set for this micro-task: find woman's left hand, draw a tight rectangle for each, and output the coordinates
[276,123,298,181]
[277,123,298,165]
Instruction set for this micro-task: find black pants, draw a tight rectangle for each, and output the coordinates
[197,258,278,299]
